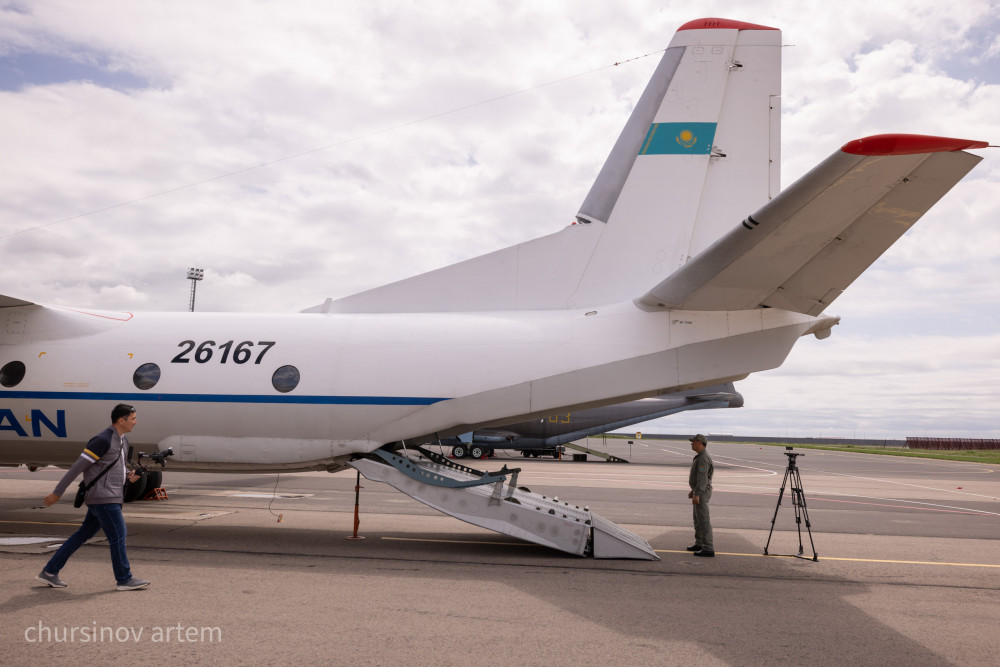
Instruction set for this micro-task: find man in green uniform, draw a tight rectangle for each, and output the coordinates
[687,434,715,557]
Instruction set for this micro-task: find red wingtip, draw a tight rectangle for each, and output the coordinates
[842,134,989,156]
[677,18,778,32]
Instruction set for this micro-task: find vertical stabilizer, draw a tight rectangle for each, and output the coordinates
[568,18,781,306]
[314,19,781,314]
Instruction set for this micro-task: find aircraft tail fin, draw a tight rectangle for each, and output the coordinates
[637,135,988,315]
[310,18,781,314]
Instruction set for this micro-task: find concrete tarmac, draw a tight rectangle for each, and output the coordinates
[2,439,998,665]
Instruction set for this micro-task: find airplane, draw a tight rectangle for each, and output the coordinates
[0,17,989,558]
[445,383,743,459]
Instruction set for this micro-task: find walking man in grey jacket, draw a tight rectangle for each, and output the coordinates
[686,434,715,557]
[36,403,150,591]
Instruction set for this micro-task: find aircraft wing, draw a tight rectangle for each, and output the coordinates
[476,383,743,440]
[0,294,36,308]
[638,134,987,315]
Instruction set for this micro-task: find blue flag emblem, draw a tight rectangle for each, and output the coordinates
[640,123,717,155]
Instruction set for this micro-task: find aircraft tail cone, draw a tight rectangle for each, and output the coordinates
[349,450,657,560]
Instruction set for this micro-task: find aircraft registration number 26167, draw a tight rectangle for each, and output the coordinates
[170,340,276,365]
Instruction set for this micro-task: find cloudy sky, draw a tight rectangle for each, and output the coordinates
[1,1,997,440]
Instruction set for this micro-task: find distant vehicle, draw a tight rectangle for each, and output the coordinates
[444,383,742,458]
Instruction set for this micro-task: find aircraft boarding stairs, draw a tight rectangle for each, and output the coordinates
[349,447,658,560]
[562,441,629,462]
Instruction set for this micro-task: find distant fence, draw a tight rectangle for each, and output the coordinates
[907,437,1000,451]
[615,433,1000,449]
[634,434,906,447]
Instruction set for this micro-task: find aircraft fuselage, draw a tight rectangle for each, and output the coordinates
[1,301,830,471]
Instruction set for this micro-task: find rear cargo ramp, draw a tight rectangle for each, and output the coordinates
[349,448,658,560]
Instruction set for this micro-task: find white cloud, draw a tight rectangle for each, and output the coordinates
[985,33,1000,61]
[1,0,998,438]
[98,283,149,305]
[647,331,1000,439]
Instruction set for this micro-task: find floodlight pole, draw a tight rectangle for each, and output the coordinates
[187,267,204,312]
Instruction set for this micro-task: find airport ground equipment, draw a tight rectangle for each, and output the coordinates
[123,447,174,502]
[346,469,365,540]
[350,447,658,560]
[562,441,628,463]
[764,448,818,561]
[516,446,563,459]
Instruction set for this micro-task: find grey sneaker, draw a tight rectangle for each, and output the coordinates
[115,576,150,591]
[36,570,67,588]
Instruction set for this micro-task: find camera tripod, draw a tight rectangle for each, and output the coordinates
[764,448,818,561]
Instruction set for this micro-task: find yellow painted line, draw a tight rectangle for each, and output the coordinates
[0,519,80,527]
[656,549,1000,568]
[806,555,1000,568]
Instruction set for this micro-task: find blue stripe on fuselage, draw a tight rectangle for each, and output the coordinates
[0,391,448,405]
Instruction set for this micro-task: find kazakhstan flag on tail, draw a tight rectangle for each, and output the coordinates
[640,122,717,155]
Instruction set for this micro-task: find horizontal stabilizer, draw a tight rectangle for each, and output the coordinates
[0,294,36,308]
[538,388,742,448]
[638,136,986,315]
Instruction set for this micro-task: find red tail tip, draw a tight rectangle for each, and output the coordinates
[678,18,778,31]
[842,134,989,156]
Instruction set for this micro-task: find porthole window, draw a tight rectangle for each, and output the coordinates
[0,360,26,388]
[133,363,161,390]
[271,365,300,393]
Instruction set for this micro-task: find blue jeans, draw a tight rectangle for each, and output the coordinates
[44,503,132,585]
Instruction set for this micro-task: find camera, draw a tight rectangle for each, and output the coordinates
[138,447,174,466]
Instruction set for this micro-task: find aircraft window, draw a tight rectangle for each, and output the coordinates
[1,360,26,387]
[271,365,300,393]
[133,363,161,390]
